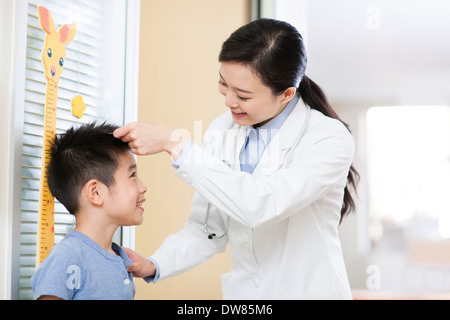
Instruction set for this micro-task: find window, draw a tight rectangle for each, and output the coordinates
[15,0,139,299]
[367,106,450,239]
[366,105,450,292]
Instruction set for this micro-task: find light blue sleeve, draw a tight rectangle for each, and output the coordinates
[143,257,160,283]
[31,244,85,300]
[171,141,194,169]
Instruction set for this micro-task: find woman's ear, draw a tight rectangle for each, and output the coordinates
[280,87,297,104]
[83,179,104,206]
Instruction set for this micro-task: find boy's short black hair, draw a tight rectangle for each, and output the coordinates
[47,122,130,215]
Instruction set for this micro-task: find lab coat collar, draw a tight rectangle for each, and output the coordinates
[244,94,299,148]
[222,96,308,174]
[253,97,308,175]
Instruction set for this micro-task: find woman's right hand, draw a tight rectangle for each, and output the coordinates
[113,122,189,159]
[123,247,156,278]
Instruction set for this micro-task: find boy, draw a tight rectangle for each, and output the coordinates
[32,122,147,300]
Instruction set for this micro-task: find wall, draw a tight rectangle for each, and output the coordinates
[135,0,250,299]
[0,0,15,300]
[0,0,26,300]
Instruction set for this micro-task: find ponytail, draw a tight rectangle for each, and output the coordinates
[299,76,360,223]
[298,76,341,123]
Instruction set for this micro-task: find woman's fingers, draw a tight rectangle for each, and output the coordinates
[113,123,134,142]
[113,122,176,156]
[114,122,148,155]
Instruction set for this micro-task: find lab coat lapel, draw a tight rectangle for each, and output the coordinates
[221,124,247,170]
[253,100,308,176]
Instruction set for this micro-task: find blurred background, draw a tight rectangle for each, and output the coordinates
[277,0,450,299]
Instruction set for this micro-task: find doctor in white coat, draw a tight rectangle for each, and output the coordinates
[114,18,359,300]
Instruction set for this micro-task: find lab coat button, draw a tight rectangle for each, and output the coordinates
[253,279,260,287]
[242,243,250,253]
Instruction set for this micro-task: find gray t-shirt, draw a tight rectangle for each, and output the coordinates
[32,231,135,300]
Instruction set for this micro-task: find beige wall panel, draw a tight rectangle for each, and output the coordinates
[136,0,249,300]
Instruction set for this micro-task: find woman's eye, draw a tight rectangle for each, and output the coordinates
[130,172,137,178]
[238,96,248,101]
[218,81,227,87]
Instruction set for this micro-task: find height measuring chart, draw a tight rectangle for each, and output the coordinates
[37,6,76,265]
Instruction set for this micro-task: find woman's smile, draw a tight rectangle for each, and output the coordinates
[231,110,247,118]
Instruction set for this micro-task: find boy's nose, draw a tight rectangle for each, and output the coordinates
[138,178,147,194]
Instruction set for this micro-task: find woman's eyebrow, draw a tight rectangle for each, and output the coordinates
[219,71,254,94]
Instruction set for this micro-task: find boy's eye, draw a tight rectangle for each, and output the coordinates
[218,81,227,87]
[238,96,249,101]
[130,172,137,178]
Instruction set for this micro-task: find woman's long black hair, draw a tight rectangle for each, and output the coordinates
[219,18,359,223]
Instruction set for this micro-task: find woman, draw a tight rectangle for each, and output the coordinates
[114,18,359,299]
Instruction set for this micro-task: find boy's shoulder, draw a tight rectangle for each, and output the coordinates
[51,231,86,255]
[32,231,136,300]
[33,230,110,276]
[31,231,88,300]
[40,231,96,268]
[35,231,86,269]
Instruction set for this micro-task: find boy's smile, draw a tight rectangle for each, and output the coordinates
[105,151,147,226]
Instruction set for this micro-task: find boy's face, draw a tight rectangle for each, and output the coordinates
[104,151,147,226]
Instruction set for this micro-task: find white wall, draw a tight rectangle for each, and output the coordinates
[306,0,450,104]
[0,0,26,300]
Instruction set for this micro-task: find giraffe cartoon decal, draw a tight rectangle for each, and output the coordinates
[38,6,76,83]
[36,6,77,265]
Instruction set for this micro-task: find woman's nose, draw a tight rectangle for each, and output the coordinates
[224,92,238,108]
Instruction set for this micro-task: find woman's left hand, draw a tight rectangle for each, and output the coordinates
[114,122,189,158]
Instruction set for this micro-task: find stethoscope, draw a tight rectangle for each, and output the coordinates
[204,105,311,240]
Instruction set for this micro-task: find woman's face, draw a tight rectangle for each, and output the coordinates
[218,62,295,127]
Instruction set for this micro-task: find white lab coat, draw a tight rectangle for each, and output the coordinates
[151,98,355,299]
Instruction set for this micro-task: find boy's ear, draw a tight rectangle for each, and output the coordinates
[83,179,104,206]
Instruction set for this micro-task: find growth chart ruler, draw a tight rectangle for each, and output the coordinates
[37,6,76,265]
[37,81,57,265]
